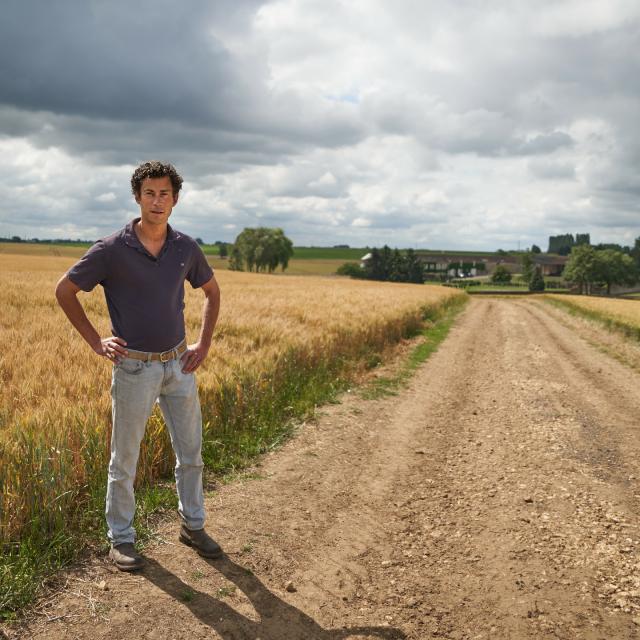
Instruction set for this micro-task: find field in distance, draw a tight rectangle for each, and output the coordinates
[0,242,363,276]
[201,245,369,260]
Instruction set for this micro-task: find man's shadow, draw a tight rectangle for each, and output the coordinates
[143,554,406,640]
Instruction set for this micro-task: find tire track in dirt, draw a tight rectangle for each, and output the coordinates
[8,298,640,640]
[516,301,640,494]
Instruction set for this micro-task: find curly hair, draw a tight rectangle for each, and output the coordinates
[130,161,183,197]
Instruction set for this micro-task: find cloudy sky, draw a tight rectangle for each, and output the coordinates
[0,0,638,250]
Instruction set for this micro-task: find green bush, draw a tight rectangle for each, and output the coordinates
[336,262,366,278]
[491,265,512,284]
[529,267,546,292]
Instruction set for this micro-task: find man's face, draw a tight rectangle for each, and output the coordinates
[135,176,178,227]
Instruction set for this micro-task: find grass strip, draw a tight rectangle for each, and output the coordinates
[360,297,467,400]
[1,292,466,619]
[543,296,640,342]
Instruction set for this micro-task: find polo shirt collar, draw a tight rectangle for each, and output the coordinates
[122,218,182,249]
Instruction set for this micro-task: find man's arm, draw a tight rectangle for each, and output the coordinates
[55,275,128,362]
[181,274,220,373]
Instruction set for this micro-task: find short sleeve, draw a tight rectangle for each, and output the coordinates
[186,243,214,289]
[67,240,109,291]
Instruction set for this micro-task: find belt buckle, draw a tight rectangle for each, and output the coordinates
[159,349,173,363]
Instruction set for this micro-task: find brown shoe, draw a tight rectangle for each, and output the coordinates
[179,525,223,558]
[109,542,144,571]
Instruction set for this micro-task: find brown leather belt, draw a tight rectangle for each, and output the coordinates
[125,339,188,363]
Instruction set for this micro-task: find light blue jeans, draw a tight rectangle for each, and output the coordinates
[106,353,205,545]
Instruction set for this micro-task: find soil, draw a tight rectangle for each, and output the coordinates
[5,297,640,640]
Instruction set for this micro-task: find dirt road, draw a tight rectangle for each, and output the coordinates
[9,297,640,639]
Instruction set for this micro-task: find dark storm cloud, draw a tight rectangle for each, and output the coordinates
[0,0,257,126]
[0,107,300,170]
[0,0,364,166]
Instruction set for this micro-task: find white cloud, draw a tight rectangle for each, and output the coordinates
[95,192,117,203]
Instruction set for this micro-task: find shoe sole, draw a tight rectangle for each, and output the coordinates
[179,534,223,559]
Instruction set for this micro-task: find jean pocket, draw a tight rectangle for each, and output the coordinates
[116,358,145,375]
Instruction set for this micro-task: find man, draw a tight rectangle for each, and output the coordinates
[56,161,222,571]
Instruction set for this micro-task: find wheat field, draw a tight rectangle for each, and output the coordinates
[544,294,640,330]
[0,252,463,569]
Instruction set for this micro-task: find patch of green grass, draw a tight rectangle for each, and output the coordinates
[201,245,369,260]
[0,482,177,619]
[292,247,369,260]
[240,542,254,554]
[461,284,568,294]
[216,585,237,598]
[180,588,196,603]
[360,298,467,400]
[0,530,76,620]
[134,486,179,547]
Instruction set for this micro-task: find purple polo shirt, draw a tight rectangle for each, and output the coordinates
[67,219,213,352]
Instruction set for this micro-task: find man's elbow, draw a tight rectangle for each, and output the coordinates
[55,275,77,304]
[203,277,220,302]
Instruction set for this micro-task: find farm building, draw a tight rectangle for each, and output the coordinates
[532,254,568,276]
[360,251,568,279]
[416,253,498,278]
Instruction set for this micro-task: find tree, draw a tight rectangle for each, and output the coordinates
[380,245,393,280]
[405,249,425,284]
[563,245,599,294]
[593,249,637,295]
[228,246,243,270]
[520,252,535,285]
[529,267,545,292]
[531,244,542,254]
[388,248,406,282]
[362,246,424,283]
[218,243,228,258]
[232,227,294,273]
[364,248,384,280]
[631,236,640,270]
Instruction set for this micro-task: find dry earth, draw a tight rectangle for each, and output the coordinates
[5,297,640,640]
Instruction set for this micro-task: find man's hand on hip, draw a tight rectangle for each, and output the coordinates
[181,343,208,374]
[95,336,128,364]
